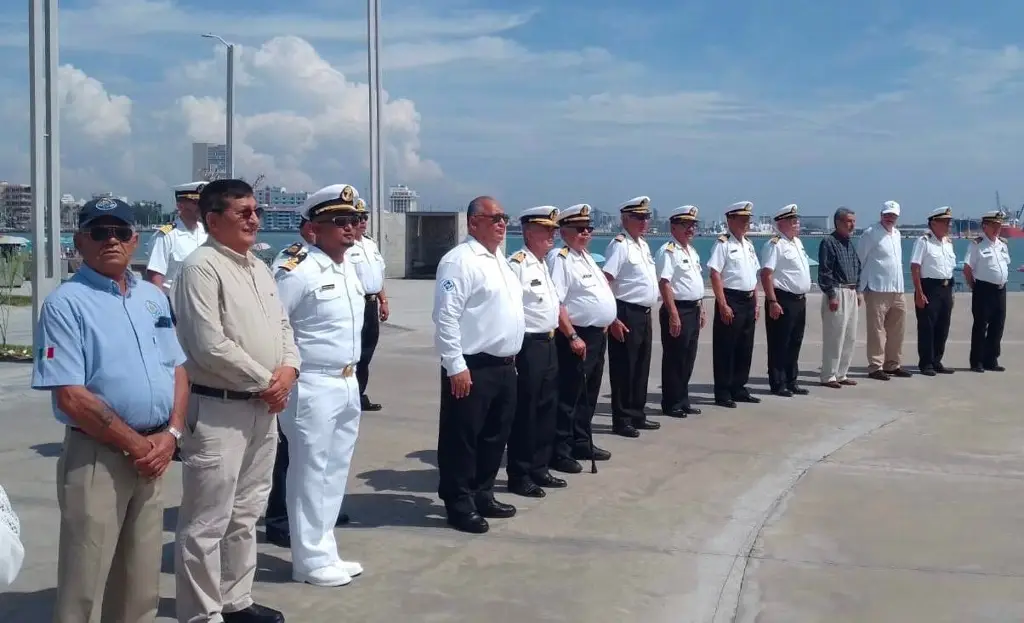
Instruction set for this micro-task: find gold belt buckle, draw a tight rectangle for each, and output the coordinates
[342,364,355,378]
[941,279,948,287]
[547,330,555,338]
[747,291,754,298]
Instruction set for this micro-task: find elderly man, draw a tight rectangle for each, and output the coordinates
[146,181,208,295]
[910,207,957,376]
[506,206,564,498]
[349,198,390,412]
[858,200,912,380]
[33,197,188,623]
[818,208,862,389]
[173,179,299,623]
[655,205,706,417]
[760,204,812,397]
[964,210,1012,372]
[433,196,525,534]
[276,184,365,586]
[603,196,660,437]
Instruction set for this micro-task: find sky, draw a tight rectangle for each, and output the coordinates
[1,0,1024,221]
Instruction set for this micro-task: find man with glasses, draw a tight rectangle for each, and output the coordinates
[547,204,618,474]
[602,196,660,438]
[173,179,299,623]
[433,196,525,534]
[348,198,389,412]
[146,181,208,296]
[32,198,188,622]
[275,184,366,587]
[964,210,1011,372]
[655,205,706,417]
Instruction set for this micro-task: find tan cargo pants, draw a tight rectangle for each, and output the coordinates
[863,290,907,373]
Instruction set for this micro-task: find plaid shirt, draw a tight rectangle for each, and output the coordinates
[817,231,861,299]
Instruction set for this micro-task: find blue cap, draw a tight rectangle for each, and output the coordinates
[79,197,135,228]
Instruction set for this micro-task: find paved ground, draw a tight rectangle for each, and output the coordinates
[2,281,1023,622]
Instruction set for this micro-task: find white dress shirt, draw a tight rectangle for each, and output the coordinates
[509,248,559,334]
[965,235,1011,286]
[146,218,208,294]
[433,237,525,375]
[602,233,659,307]
[346,235,386,294]
[910,232,956,280]
[706,233,759,291]
[655,240,704,301]
[857,224,904,292]
[275,245,365,369]
[760,234,812,295]
[548,245,618,328]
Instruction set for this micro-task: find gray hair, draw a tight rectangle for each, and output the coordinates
[833,207,855,227]
[466,196,494,222]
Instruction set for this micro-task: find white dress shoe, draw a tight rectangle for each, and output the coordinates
[293,565,352,587]
[339,560,363,577]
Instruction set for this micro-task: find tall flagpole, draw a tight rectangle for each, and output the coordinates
[367,0,383,240]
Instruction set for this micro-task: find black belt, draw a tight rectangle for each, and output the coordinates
[724,288,755,299]
[190,383,259,401]
[464,353,515,368]
[775,289,806,300]
[922,277,952,287]
[70,423,166,436]
[975,280,1006,290]
[673,299,701,308]
[617,300,651,313]
[365,294,379,301]
[839,284,858,289]
[525,331,555,341]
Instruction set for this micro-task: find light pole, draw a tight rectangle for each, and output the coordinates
[202,33,235,178]
[366,0,383,239]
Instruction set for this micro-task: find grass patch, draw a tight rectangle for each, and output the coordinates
[0,344,32,362]
[0,295,31,307]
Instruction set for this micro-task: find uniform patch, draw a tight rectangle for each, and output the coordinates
[157,223,174,235]
[614,234,625,242]
[441,279,455,292]
[510,251,526,264]
[530,278,541,286]
[279,252,307,272]
[558,247,570,258]
[282,242,304,257]
[320,284,336,291]
[973,236,983,243]
[145,300,160,318]
[717,234,729,243]
[665,242,676,252]
[39,346,54,360]
[769,235,780,244]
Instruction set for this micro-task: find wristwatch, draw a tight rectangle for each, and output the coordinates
[167,426,183,445]
[569,332,579,342]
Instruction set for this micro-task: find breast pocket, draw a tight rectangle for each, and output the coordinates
[315,283,346,314]
[152,326,181,370]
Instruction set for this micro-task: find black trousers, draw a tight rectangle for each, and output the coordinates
[713,289,756,401]
[765,290,806,391]
[437,354,517,515]
[506,333,558,483]
[264,426,289,530]
[357,296,381,397]
[659,300,701,412]
[970,280,1006,368]
[916,278,954,370]
[552,326,606,462]
[607,300,653,428]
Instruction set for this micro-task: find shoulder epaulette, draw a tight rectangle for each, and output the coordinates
[613,233,625,242]
[364,234,374,241]
[920,234,929,240]
[717,234,729,243]
[665,241,676,252]
[769,235,780,244]
[279,251,307,272]
[282,242,304,257]
[509,250,526,264]
[157,223,173,235]
[999,236,1007,243]
[558,246,570,258]
[973,236,983,243]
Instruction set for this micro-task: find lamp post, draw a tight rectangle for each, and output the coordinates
[202,33,235,179]
[366,0,383,239]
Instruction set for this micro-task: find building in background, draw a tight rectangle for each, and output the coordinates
[255,186,307,209]
[192,142,228,181]
[260,207,303,231]
[388,184,418,213]
[800,215,830,233]
[0,182,32,229]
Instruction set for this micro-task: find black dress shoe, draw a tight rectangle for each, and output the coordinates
[361,395,382,412]
[223,603,285,623]
[935,365,954,374]
[771,388,793,397]
[984,365,1005,372]
[476,498,516,519]
[664,409,688,418]
[613,424,640,438]
[264,526,290,548]
[919,368,936,377]
[447,511,489,534]
[533,472,567,488]
[788,386,809,395]
[715,399,737,408]
[508,479,545,498]
[681,406,702,415]
[971,365,985,373]
[885,367,913,378]
[868,370,890,381]
[573,446,611,461]
[336,512,350,526]
[550,457,582,474]
[735,394,761,404]
[634,419,661,431]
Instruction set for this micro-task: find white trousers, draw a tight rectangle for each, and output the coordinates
[820,288,859,382]
[278,371,361,575]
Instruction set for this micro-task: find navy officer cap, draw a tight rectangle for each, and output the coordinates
[79,197,135,228]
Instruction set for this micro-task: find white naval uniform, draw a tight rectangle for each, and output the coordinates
[347,236,386,295]
[602,234,659,307]
[965,236,1010,286]
[548,246,618,328]
[275,245,365,579]
[706,233,760,291]
[509,249,559,334]
[910,232,956,279]
[760,235,812,295]
[655,241,704,301]
[433,237,525,375]
[146,218,207,294]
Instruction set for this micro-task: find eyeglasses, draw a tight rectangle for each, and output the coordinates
[358,214,369,222]
[573,226,595,234]
[224,207,264,220]
[628,213,652,221]
[475,213,510,224]
[330,215,361,228]
[84,225,133,242]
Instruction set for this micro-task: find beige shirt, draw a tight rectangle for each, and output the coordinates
[172,238,300,392]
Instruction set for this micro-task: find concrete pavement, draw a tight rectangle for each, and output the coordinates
[2,281,1023,622]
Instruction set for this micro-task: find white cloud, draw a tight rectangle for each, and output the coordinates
[58,65,133,141]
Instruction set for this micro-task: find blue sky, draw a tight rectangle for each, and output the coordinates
[1,0,1023,221]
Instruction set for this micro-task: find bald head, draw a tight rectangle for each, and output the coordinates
[467,196,497,222]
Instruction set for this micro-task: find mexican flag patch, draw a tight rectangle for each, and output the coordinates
[38,346,54,360]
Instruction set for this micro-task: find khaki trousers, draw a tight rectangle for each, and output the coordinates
[820,288,859,383]
[54,427,163,623]
[174,395,277,623]
[863,290,907,373]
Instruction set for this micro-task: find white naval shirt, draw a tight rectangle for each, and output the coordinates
[910,232,956,280]
[602,233,659,307]
[655,240,704,302]
[146,218,208,294]
[857,224,904,292]
[509,248,559,334]
[965,235,1011,286]
[433,237,525,375]
[346,235,386,294]
[271,242,309,271]
[275,245,365,369]
[706,233,759,291]
[548,245,618,328]
[760,235,812,295]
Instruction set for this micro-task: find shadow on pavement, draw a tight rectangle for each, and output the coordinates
[0,587,57,621]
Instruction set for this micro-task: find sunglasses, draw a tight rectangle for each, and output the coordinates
[476,213,510,224]
[224,207,264,220]
[358,214,369,222]
[573,226,595,234]
[84,225,133,242]
[628,213,652,221]
[329,215,361,228]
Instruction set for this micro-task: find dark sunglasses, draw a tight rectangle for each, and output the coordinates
[225,207,264,220]
[475,213,510,224]
[84,225,133,242]
[329,215,361,228]
[358,214,369,222]
[573,226,595,234]
[628,213,652,221]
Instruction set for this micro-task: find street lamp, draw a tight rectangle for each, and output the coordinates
[201,33,235,179]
